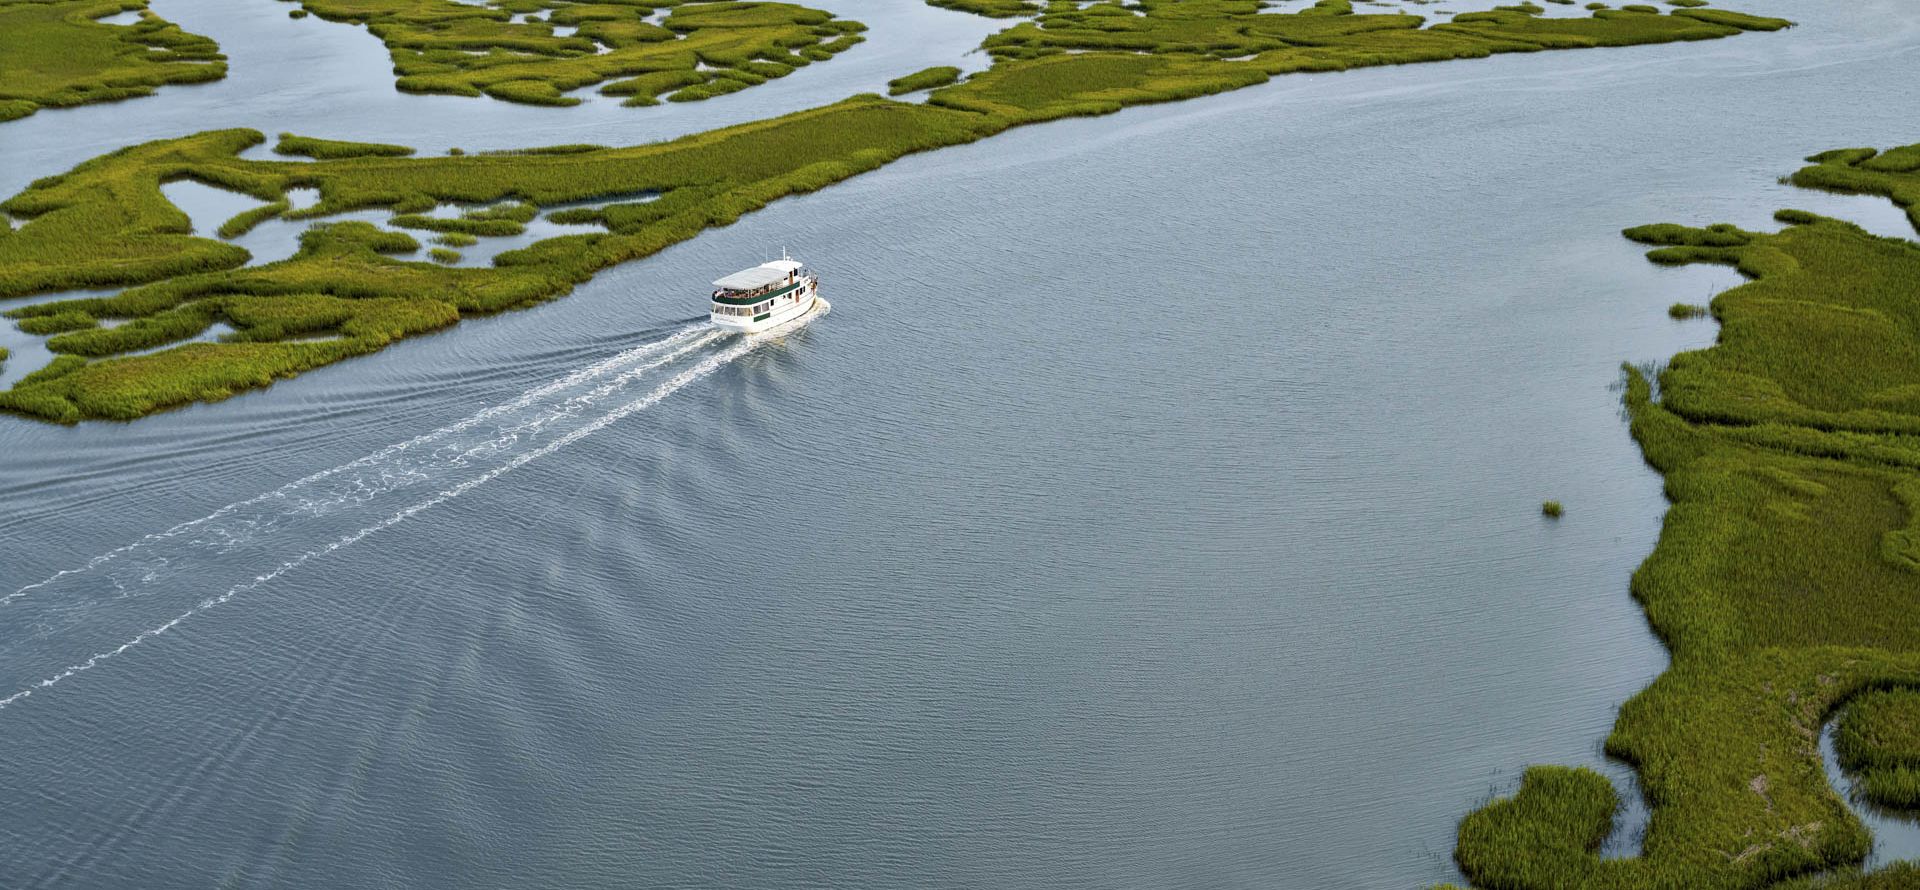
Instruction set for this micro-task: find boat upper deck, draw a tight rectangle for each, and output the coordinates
[713,260,805,290]
[711,260,809,302]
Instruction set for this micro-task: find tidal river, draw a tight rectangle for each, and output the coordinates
[2,0,1918,886]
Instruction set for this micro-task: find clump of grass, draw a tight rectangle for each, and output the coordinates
[888,66,963,96]
[390,214,524,237]
[1773,863,1920,890]
[47,302,219,356]
[978,0,1785,68]
[433,232,478,247]
[1672,6,1784,28]
[428,247,460,264]
[289,8,308,18]
[0,0,227,122]
[1667,302,1708,319]
[274,133,414,160]
[219,199,290,238]
[478,144,608,156]
[1456,766,1615,888]
[465,202,537,223]
[1541,499,1563,517]
[16,310,97,335]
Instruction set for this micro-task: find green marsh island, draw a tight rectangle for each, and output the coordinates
[0,0,1789,422]
[278,0,871,107]
[1457,146,1920,890]
[0,0,226,121]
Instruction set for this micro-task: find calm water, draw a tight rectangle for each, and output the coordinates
[3,1,1919,887]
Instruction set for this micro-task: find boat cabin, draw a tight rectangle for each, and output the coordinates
[710,259,810,320]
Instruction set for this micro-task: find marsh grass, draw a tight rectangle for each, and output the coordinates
[925,0,1040,17]
[16,310,97,335]
[219,199,289,238]
[0,0,226,123]
[0,2,1790,421]
[1541,499,1563,517]
[391,214,525,237]
[888,66,963,96]
[16,353,86,384]
[1772,863,1920,890]
[295,0,866,108]
[1456,158,1920,888]
[274,133,414,160]
[1668,302,1708,319]
[1456,766,1615,888]
[47,302,218,356]
[1792,148,1920,234]
[1833,689,1920,809]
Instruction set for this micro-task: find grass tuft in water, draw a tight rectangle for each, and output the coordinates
[275,133,415,160]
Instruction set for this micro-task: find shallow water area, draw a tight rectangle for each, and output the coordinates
[1823,722,1920,869]
[4,0,1920,887]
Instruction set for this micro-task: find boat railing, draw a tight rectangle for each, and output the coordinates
[714,277,815,301]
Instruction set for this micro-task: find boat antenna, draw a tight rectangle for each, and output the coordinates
[782,245,790,261]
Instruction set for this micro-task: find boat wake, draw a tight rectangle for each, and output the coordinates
[0,312,819,714]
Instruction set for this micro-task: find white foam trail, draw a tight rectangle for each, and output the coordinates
[0,323,713,608]
[0,335,760,712]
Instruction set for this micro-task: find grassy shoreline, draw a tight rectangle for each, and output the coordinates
[285,0,867,108]
[0,0,226,123]
[0,1,1789,422]
[1453,146,1920,889]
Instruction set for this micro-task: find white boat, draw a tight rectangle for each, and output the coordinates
[709,253,822,333]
